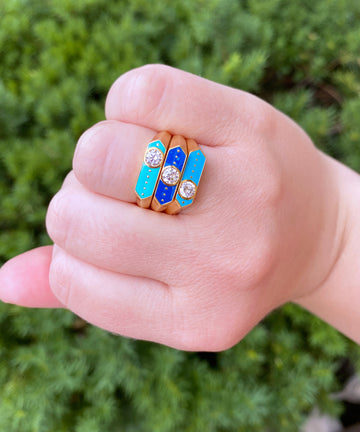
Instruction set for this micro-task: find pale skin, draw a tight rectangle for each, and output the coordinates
[0,65,359,350]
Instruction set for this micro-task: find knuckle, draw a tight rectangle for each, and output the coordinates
[62,170,76,188]
[73,121,113,186]
[183,333,226,352]
[46,190,72,246]
[245,96,278,138]
[171,294,240,352]
[239,145,284,208]
[174,317,239,352]
[241,234,279,288]
[49,252,72,307]
[107,64,173,124]
[176,331,207,352]
[256,157,284,207]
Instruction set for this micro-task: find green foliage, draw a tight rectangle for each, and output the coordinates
[0,0,359,430]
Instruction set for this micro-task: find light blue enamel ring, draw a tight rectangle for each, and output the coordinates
[135,131,172,208]
[165,138,206,214]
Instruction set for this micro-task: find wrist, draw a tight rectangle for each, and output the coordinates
[294,154,360,343]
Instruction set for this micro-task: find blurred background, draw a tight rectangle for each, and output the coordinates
[0,0,360,431]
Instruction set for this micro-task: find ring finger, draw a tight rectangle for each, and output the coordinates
[72,120,217,214]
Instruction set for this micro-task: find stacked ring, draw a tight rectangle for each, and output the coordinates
[135,131,206,214]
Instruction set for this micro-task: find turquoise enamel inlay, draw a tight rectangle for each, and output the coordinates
[154,147,187,206]
[176,149,206,207]
[135,140,166,200]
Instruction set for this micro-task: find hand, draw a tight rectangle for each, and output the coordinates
[0,65,350,350]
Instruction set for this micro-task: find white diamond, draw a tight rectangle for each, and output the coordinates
[161,166,180,185]
[179,180,196,199]
[145,148,163,168]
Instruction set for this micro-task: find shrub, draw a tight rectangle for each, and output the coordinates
[0,0,359,430]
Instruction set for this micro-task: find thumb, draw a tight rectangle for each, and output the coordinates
[0,246,63,308]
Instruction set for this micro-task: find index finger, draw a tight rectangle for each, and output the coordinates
[105,64,270,147]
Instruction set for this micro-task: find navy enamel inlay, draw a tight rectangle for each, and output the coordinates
[164,147,186,169]
[155,181,176,204]
[154,147,186,206]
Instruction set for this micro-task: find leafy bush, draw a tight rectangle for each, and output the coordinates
[0,0,359,431]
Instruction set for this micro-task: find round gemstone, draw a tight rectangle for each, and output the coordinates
[161,166,180,185]
[179,180,196,199]
[144,148,163,168]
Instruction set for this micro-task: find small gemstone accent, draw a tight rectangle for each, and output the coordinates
[145,148,163,168]
[179,180,196,199]
[161,166,180,185]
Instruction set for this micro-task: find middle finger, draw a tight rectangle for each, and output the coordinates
[46,173,196,283]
